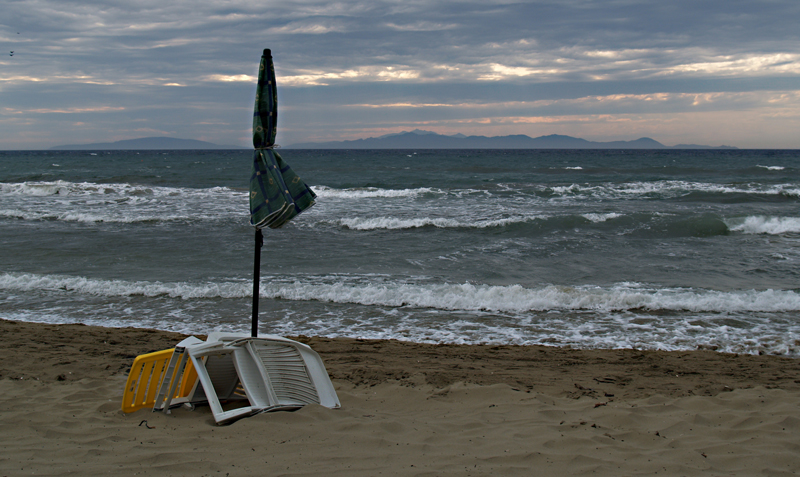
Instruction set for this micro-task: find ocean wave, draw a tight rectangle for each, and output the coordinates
[0,180,236,198]
[725,216,800,235]
[262,281,800,314]
[265,310,800,356]
[5,272,798,314]
[0,272,251,299]
[330,212,729,234]
[5,273,800,356]
[543,181,800,200]
[582,213,622,223]
[312,185,439,199]
[0,180,245,223]
[332,215,543,230]
[0,209,207,224]
[757,165,785,171]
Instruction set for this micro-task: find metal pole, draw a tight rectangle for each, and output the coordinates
[251,228,263,337]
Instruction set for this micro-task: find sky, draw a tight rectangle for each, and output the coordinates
[2,0,800,150]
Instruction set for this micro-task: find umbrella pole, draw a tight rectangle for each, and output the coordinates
[251,228,264,337]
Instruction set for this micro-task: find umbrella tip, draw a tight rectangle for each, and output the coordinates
[263,49,272,58]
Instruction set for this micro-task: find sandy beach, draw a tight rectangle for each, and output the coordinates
[2,319,800,476]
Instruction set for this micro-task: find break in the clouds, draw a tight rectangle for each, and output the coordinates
[2,0,800,149]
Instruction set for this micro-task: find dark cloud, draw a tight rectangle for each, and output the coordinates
[2,0,799,148]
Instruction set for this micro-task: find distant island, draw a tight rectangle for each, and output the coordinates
[287,130,737,150]
[50,137,245,150]
[49,132,737,150]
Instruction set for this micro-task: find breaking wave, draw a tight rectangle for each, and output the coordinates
[0,272,251,299]
[581,213,622,223]
[0,180,244,223]
[312,185,438,199]
[4,272,799,314]
[331,215,544,230]
[4,272,800,356]
[725,216,800,235]
[545,181,800,200]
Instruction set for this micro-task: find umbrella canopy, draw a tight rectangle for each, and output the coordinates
[249,49,316,229]
[248,49,316,337]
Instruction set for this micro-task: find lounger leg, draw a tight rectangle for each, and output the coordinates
[161,351,189,414]
[153,348,186,412]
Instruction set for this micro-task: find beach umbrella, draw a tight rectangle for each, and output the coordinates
[248,48,316,337]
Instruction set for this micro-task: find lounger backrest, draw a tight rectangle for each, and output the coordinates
[250,340,320,405]
[121,348,198,413]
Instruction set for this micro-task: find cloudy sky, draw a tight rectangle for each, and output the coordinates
[2,0,800,149]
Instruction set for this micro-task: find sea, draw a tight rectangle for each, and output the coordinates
[1,149,799,356]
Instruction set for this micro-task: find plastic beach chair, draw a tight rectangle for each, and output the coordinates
[121,338,201,413]
[226,336,340,410]
[152,334,340,425]
[150,334,252,415]
[150,336,222,413]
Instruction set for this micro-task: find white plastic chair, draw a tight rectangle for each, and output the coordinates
[153,334,340,425]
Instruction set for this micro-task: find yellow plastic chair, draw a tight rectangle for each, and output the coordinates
[121,347,198,413]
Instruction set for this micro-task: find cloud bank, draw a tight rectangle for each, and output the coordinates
[2,0,799,148]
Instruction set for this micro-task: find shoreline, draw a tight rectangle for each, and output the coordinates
[3,319,799,398]
[2,319,800,475]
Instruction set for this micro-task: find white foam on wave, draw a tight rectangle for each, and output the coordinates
[582,213,622,223]
[0,209,201,223]
[546,181,800,199]
[6,272,800,356]
[0,272,250,299]
[333,215,543,230]
[725,216,800,235]
[5,180,150,197]
[312,185,439,199]
[265,310,800,356]
[7,272,798,314]
[757,165,785,171]
[0,309,238,337]
[615,181,800,197]
[0,180,245,223]
[0,180,239,199]
[258,282,800,356]
[261,280,800,314]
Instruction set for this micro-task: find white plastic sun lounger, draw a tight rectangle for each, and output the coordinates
[153,334,340,425]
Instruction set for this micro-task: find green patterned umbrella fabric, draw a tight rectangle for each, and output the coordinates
[249,49,316,229]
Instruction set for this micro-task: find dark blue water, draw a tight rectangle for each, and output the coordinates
[2,149,799,355]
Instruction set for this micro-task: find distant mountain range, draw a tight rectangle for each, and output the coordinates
[287,130,737,150]
[49,132,736,150]
[50,137,244,150]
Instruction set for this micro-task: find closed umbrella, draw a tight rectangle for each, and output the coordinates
[248,48,316,337]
